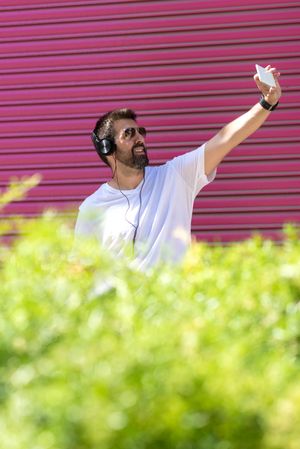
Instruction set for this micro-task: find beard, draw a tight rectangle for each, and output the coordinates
[116,143,149,169]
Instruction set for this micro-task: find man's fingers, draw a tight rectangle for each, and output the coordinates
[254,74,268,89]
[254,65,282,104]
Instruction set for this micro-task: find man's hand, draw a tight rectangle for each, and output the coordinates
[254,65,282,106]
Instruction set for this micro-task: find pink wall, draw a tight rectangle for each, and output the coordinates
[1,0,299,242]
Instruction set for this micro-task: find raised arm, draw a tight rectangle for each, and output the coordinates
[204,65,282,176]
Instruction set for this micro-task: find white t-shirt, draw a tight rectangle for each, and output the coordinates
[75,144,216,270]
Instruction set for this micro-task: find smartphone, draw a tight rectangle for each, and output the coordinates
[255,64,276,88]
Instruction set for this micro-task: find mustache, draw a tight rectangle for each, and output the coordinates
[132,143,147,153]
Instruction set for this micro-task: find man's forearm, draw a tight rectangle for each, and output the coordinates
[204,65,281,176]
[204,102,272,176]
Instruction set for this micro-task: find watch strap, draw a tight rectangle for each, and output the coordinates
[259,96,279,111]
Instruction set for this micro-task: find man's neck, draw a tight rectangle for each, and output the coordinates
[108,168,144,190]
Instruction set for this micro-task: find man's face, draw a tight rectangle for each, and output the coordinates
[112,119,149,169]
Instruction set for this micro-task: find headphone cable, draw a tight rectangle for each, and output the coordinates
[114,164,145,250]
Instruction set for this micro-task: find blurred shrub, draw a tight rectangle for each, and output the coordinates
[0,211,300,449]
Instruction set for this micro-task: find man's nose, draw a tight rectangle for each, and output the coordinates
[135,131,145,142]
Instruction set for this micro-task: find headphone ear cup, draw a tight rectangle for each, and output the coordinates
[91,132,116,156]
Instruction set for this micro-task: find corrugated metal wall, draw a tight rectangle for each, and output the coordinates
[1,0,299,243]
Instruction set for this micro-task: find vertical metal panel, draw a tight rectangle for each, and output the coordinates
[1,0,300,243]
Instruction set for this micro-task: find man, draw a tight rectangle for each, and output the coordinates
[75,66,282,270]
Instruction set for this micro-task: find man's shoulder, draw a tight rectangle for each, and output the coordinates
[79,184,107,210]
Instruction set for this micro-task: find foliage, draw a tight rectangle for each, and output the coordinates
[0,175,41,212]
[0,210,300,449]
[0,175,42,238]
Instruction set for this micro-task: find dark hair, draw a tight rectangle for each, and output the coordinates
[93,108,137,166]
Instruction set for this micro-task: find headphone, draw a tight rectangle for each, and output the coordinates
[91,130,116,157]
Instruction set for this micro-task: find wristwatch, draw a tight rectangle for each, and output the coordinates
[259,96,279,111]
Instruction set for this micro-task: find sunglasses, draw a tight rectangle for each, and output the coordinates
[121,127,147,140]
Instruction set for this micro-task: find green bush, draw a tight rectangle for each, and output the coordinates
[0,212,300,449]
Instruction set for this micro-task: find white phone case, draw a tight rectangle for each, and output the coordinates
[255,64,276,88]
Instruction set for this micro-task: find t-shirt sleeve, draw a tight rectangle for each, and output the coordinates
[74,204,97,237]
[167,143,216,197]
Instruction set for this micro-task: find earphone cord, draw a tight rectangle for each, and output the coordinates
[114,164,145,250]
[132,172,145,246]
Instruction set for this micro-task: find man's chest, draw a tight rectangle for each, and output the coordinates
[99,199,141,245]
